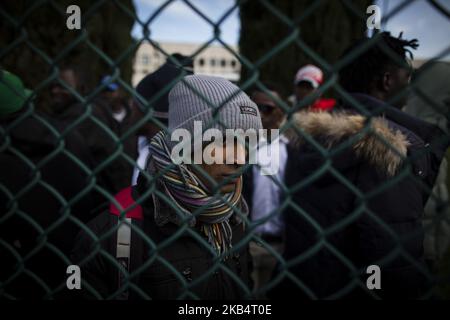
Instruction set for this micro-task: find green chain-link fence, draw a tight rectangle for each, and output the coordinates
[1,0,450,300]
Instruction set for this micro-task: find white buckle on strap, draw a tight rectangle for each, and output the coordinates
[116,218,132,260]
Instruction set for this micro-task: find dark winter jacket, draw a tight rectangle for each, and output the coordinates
[271,93,449,299]
[71,186,252,300]
[0,112,98,299]
[53,101,135,195]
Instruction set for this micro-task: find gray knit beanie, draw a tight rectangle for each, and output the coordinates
[166,75,262,148]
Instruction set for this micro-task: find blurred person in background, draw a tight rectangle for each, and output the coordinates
[291,64,335,112]
[403,61,450,298]
[98,75,132,124]
[95,75,138,186]
[48,65,131,196]
[0,70,96,298]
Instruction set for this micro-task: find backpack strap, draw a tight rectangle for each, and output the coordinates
[109,186,143,299]
[116,218,132,299]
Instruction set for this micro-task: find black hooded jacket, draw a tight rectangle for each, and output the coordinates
[271,93,449,299]
[0,112,98,298]
[52,101,134,196]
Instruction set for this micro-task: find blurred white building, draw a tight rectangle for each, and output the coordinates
[132,41,241,86]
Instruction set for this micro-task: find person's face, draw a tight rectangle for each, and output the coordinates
[294,81,317,103]
[384,67,412,109]
[103,89,124,111]
[50,69,78,111]
[102,90,120,101]
[251,91,284,131]
[193,141,246,194]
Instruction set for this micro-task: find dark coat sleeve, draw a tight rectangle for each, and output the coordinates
[353,162,430,298]
[77,105,133,195]
[70,212,118,299]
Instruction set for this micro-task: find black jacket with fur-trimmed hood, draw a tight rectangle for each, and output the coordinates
[271,93,449,299]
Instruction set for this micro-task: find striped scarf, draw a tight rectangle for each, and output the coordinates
[148,131,242,256]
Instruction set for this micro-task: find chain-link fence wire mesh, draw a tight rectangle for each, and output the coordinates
[1,0,450,300]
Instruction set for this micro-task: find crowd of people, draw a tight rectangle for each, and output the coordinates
[1,31,449,300]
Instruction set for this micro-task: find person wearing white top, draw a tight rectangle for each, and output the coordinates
[245,84,287,298]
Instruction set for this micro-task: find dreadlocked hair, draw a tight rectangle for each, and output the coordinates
[339,31,419,94]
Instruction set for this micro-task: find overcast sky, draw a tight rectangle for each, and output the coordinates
[131,0,450,59]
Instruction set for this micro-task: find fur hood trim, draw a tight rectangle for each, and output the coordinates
[286,111,411,176]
